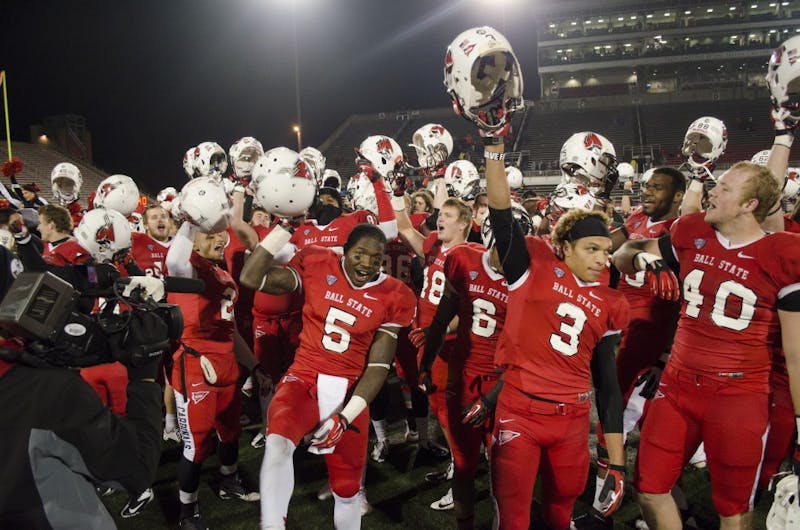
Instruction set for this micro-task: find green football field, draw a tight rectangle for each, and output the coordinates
[103,381,778,529]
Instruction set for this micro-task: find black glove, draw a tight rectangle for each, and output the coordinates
[417,370,436,395]
[595,464,626,518]
[636,360,666,400]
[461,395,495,427]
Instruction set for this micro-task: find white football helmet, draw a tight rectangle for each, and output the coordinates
[751,149,772,166]
[157,186,178,204]
[481,201,532,248]
[194,141,228,178]
[93,174,140,216]
[50,162,83,204]
[550,181,596,221]
[177,176,233,233]
[766,36,800,125]
[322,169,342,190]
[299,147,327,184]
[182,146,198,179]
[409,123,453,169]
[444,160,480,199]
[128,212,144,233]
[444,26,524,131]
[229,137,264,178]
[559,132,617,194]
[74,208,132,263]
[783,176,800,204]
[356,136,404,178]
[505,166,523,189]
[682,117,727,178]
[251,147,317,218]
[617,162,635,180]
[766,472,800,530]
[347,171,380,213]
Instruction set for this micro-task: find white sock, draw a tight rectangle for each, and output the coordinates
[333,491,362,530]
[260,434,296,530]
[415,416,429,442]
[591,474,605,512]
[179,489,198,504]
[165,413,177,431]
[371,419,388,442]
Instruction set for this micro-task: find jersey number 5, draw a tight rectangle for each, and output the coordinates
[322,307,357,354]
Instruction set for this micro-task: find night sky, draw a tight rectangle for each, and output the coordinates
[1,0,540,194]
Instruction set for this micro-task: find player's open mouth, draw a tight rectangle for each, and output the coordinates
[353,268,371,282]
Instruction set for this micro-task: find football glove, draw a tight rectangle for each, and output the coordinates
[635,252,680,302]
[635,361,666,400]
[408,326,429,350]
[596,464,626,518]
[461,395,494,427]
[311,413,354,449]
[479,122,511,146]
[772,105,798,135]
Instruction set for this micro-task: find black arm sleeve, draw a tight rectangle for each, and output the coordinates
[424,209,440,231]
[488,206,530,285]
[123,259,145,277]
[657,233,679,276]
[15,238,48,272]
[419,288,459,372]
[591,334,623,434]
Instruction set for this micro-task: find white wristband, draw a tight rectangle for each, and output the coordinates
[390,195,407,212]
[795,416,800,445]
[258,226,292,256]
[484,150,506,161]
[774,134,794,149]
[341,395,367,424]
[634,252,661,271]
[688,179,704,193]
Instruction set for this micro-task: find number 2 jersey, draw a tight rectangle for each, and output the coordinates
[663,212,800,392]
[285,245,417,383]
[499,236,630,403]
[130,232,170,278]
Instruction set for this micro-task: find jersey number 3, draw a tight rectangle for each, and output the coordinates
[549,302,588,356]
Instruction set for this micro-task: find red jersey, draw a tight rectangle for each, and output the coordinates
[131,232,170,278]
[418,232,466,328]
[668,213,800,391]
[773,215,800,386]
[292,210,377,252]
[617,208,680,314]
[66,200,84,228]
[445,245,508,374]
[784,214,800,234]
[169,252,238,383]
[223,226,256,317]
[287,246,416,382]
[43,238,91,266]
[500,236,629,402]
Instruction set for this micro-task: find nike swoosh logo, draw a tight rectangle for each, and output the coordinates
[364,293,378,300]
[327,227,339,231]
[497,418,514,424]
[737,251,754,259]
[191,382,203,387]
[588,291,603,301]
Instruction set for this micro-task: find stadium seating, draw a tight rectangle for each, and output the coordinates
[0,141,106,203]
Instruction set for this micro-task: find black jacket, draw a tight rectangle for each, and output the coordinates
[0,361,161,529]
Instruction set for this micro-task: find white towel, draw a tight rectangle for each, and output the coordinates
[307,373,349,455]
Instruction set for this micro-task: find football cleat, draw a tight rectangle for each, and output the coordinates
[430,487,454,511]
[424,461,454,484]
[404,424,420,443]
[250,432,266,449]
[420,440,450,459]
[317,482,333,501]
[120,488,154,518]
[219,473,260,502]
[163,427,181,443]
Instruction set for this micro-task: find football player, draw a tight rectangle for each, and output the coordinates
[240,223,416,530]
[614,161,800,529]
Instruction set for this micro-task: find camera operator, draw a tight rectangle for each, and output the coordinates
[0,274,165,529]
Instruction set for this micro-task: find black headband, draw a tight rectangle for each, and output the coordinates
[564,215,610,242]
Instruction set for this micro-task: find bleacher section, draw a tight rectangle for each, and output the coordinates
[0,141,107,203]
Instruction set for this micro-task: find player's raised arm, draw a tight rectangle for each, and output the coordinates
[239,225,299,295]
[165,221,197,279]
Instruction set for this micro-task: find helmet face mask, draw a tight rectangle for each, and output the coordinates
[410,124,453,169]
[51,162,83,204]
[299,147,327,184]
[229,137,265,178]
[559,132,617,197]
[444,26,524,131]
[195,142,228,178]
[444,160,480,199]
[681,117,727,178]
